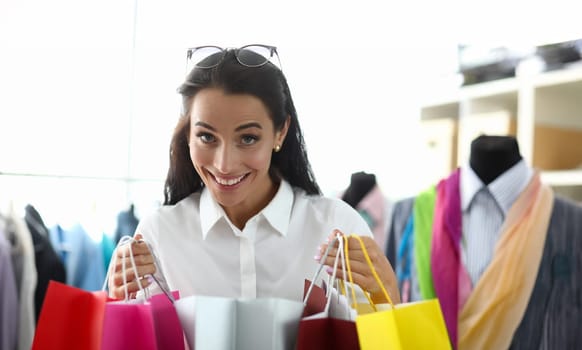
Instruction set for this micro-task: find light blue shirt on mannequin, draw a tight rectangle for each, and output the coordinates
[460,159,533,286]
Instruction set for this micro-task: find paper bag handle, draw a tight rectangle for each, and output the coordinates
[304,234,342,306]
[102,235,175,303]
[304,233,355,318]
[344,233,394,310]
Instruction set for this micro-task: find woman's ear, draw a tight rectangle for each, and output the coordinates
[275,116,291,148]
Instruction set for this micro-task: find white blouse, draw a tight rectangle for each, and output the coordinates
[137,180,373,301]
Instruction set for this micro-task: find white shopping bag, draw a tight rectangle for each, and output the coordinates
[175,295,304,350]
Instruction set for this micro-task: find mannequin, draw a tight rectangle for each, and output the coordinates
[469,134,522,185]
[341,171,390,250]
[387,133,582,348]
[341,171,377,208]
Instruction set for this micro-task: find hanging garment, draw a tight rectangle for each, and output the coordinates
[4,211,37,350]
[508,195,582,349]
[24,204,66,323]
[387,169,582,349]
[457,172,552,349]
[114,204,139,244]
[0,225,19,350]
[48,223,105,291]
[385,197,414,266]
[354,185,392,253]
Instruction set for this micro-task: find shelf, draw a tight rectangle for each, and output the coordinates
[420,77,519,109]
[421,65,582,111]
[459,77,519,99]
[532,63,582,88]
[418,64,582,202]
[420,102,459,120]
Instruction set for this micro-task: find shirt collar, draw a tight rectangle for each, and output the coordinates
[199,180,294,239]
[200,187,226,240]
[461,165,483,212]
[261,180,293,237]
[461,159,532,214]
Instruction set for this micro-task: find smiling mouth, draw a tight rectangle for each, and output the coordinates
[212,173,248,186]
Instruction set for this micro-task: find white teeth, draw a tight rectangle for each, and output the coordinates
[214,174,245,186]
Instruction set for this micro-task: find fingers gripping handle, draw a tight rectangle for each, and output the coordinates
[103,235,175,303]
[345,234,394,309]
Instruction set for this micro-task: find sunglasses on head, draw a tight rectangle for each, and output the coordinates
[185,44,282,72]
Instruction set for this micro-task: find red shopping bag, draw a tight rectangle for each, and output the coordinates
[297,280,360,350]
[32,280,108,350]
[298,317,360,350]
[302,279,327,317]
[296,235,360,350]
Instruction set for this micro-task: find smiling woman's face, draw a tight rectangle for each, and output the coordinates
[188,87,288,219]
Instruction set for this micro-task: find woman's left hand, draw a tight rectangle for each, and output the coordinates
[318,229,401,304]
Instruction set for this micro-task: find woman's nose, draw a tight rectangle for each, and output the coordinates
[214,144,236,173]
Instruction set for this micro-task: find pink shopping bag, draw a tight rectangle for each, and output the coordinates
[101,291,183,350]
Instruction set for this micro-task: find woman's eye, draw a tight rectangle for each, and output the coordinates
[241,135,259,145]
[197,132,215,143]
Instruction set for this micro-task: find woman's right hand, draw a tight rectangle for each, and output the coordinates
[108,233,156,299]
[318,230,401,305]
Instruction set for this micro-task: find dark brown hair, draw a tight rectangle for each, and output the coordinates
[163,49,320,205]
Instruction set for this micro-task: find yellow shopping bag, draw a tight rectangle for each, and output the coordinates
[344,234,451,350]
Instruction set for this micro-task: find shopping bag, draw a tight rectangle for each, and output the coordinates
[301,236,341,321]
[297,315,360,350]
[175,295,304,350]
[101,290,183,350]
[356,298,451,349]
[100,235,185,350]
[296,234,360,350]
[150,291,185,350]
[102,298,157,350]
[345,234,451,350]
[31,280,107,350]
[302,279,327,317]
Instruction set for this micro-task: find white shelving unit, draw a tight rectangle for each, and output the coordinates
[419,64,582,202]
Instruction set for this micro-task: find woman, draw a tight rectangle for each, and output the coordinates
[110,45,399,304]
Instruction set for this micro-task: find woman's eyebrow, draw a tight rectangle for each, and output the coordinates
[235,122,262,132]
[194,121,215,131]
